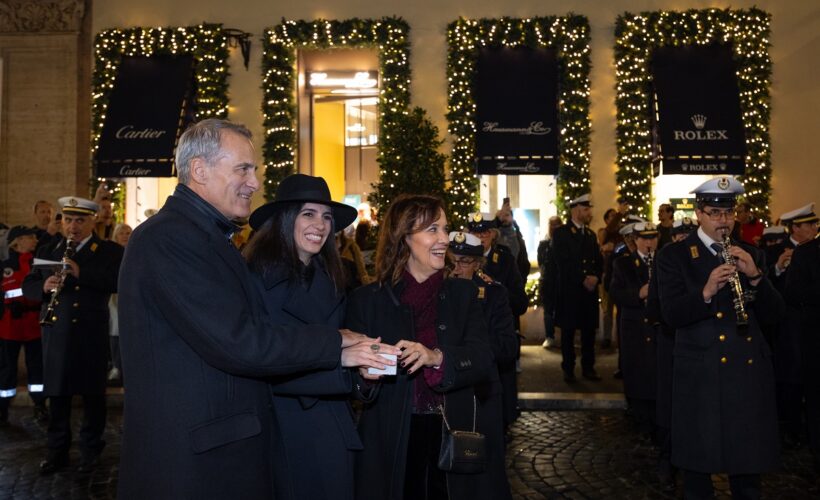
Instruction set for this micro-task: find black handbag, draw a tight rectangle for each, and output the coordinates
[437,396,486,474]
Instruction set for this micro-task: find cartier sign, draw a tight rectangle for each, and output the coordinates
[95,55,195,177]
[474,46,559,175]
[650,44,746,176]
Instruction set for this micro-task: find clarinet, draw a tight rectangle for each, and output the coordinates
[40,239,77,326]
[720,233,749,326]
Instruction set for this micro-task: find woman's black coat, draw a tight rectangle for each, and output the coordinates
[255,261,361,500]
[346,277,496,500]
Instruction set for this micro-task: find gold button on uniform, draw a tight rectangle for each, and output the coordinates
[73,303,79,308]
[719,334,726,342]
[72,319,78,324]
[746,336,752,342]
[747,359,754,365]
[716,312,723,319]
[646,337,651,342]
[74,286,80,291]
[721,357,728,364]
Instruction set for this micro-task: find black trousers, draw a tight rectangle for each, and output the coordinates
[0,338,45,407]
[683,470,760,500]
[776,381,804,438]
[404,414,448,500]
[46,395,106,459]
[806,381,820,466]
[560,327,596,373]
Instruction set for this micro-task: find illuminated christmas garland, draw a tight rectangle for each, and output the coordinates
[262,17,411,201]
[614,8,772,220]
[91,24,230,217]
[446,16,592,220]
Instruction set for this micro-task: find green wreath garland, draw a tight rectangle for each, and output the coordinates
[91,24,230,218]
[261,17,411,201]
[614,8,772,220]
[446,16,592,221]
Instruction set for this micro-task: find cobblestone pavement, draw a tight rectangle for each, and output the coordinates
[1,406,817,499]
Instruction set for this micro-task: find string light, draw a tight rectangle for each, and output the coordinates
[614,8,772,221]
[446,16,592,221]
[91,24,230,217]
[261,17,411,201]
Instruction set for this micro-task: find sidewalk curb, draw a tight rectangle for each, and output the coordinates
[519,392,626,410]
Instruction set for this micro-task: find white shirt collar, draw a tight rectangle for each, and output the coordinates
[697,227,722,256]
[73,234,93,252]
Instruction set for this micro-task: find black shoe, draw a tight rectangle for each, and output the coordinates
[39,455,69,475]
[77,454,100,474]
[564,371,577,383]
[33,403,49,425]
[582,370,602,381]
[613,369,623,379]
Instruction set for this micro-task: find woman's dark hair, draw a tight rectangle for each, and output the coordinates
[375,194,446,286]
[243,202,346,294]
[603,208,616,223]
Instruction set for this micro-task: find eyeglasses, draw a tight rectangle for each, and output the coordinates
[453,257,477,266]
[703,208,734,221]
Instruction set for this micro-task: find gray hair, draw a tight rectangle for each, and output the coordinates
[175,119,252,184]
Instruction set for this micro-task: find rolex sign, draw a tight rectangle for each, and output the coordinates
[649,44,746,176]
[95,55,195,177]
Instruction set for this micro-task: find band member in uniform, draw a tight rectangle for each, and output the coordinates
[647,217,697,492]
[759,225,787,251]
[1,226,47,426]
[545,194,603,382]
[769,203,819,448]
[784,221,820,478]
[656,177,782,498]
[22,197,124,474]
[449,230,515,500]
[467,212,526,426]
[610,222,659,435]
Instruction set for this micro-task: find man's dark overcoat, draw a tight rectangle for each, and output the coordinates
[116,191,343,499]
[22,234,122,396]
[483,245,527,317]
[546,222,602,330]
[255,261,361,500]
[645,244,675,429]
[656,231,782,474]
[345,278,496,500]
[766,239,802,384]
[610,253,657,401]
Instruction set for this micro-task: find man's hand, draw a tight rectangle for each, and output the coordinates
[728,245,758,277]
[776,248,793,272]
[583,275,599,292]
[703,264,735,302]
[639,284,649,300]
[64,258,80,279]
[43,275,61,293]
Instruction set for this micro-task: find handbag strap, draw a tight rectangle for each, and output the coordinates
[439,395,477,433]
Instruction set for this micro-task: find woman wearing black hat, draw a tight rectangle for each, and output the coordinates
[243,174,399,500]
[345,194,495,500]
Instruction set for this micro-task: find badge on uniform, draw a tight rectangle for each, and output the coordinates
[477,287,485,299]
[634,258,640,267]
[90,242,98,252]
[571,227,577,234]
[689,245,699,259]
[492,253,499,263]
[3,267,12,278]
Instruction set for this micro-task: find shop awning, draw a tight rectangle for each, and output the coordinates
[95,55,195,178]
[650,44,747,176]
[474,47,559,175]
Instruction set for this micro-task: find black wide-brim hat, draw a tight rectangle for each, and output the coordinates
[249,174,358,231]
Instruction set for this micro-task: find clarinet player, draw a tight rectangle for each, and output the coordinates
[23,197,124,475]
[655,177,783,499]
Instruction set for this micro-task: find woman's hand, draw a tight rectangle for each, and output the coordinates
[341,337,400,370]
[395,340,444,375]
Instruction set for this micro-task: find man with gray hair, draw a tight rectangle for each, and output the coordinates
[117,119,389,498]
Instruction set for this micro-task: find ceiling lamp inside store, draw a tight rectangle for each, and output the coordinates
[309,71,378,92]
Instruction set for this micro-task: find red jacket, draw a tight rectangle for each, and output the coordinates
[1,250,41,341]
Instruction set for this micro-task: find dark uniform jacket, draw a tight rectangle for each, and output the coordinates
[254,261,361,500]
[656,231,782,474]
[116,189,343,500]
[766,239,801,383]
[546,222,603,330]
[345,278,495,500]
[610,252,657,401]
[22,234,122,396]
[784,238,820,384]
[646,244,674,429]
[483,245,527,317]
